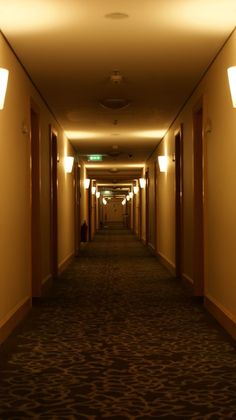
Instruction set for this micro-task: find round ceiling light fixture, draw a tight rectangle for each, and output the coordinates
[99,98,131,110]
[105,12,129,19]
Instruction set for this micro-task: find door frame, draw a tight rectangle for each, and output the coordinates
[145,169,149,246]
[49,125,58,279]
[30,101,42,297]
[193,98,205,296]
[154,161,158,253]
[175,124,184,279]
[139,183,142,240]
[74,162,81,255]
[88,182,92,240]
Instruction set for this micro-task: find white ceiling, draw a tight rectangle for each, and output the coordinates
[0,0,235,183]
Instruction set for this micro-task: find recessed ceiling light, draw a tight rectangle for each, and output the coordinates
[109,168,119,173]
[105,12,129,19]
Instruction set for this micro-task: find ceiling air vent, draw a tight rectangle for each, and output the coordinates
[99,98,130,110]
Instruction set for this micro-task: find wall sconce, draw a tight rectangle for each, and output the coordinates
[122,198,126,205]
[139,178,146,188]
[84,178,90,189]
[133,186,139,194]
[129,191,134,199]
[158,155,168,172]
[102,197,107,205]
[64,156,74,173]
[126,195,130,201]
[0,67,9,110]
[96,191,100,198]
[227,66,236,108]
[91,186,96,195]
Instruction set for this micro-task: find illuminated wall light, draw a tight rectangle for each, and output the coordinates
[91,186,96,195]
[129,191,133,199]
[126,195,130,201]
[133,186,139,194]
[122,199,126,205]
[0,67,9,110]
[227,66,236,108]
[139,178,146,188]
[102,197,107,205]
[64,156,74,173]
[96,191,101,198]
[84,178,90,189]
[158,155,168,172]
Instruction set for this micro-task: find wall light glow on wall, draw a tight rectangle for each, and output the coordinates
[91,186,96,195]
[64,156,74,173]
[227,66,236,108]
[96,191,101,198]
[0,67,9,110]
[158,155,168,172]
[84,178,90,189]
[139,178,146,188]
[133,186,139,194]
[129,191,133,199]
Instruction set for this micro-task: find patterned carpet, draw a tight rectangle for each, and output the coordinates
[0,223,236,419]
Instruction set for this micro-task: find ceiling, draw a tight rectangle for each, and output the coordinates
[0,0,235,185]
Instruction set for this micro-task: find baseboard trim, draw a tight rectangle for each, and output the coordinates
[148,242,156,255]
[41,274,53,297]
[156,252,175,275]
[182,273,194,293]
[205,295,236,340]
[58,253,74,275]
[0,297,31,344]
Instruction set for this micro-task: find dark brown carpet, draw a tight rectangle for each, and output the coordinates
[0,223,236,419]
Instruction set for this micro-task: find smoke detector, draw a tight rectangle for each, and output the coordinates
[110,70,123,84]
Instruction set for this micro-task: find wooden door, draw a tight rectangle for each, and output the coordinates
[193,102,204,296]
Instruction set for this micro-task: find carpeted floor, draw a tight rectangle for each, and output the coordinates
[0,223,236,419]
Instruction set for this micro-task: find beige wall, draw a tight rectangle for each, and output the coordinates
[141,168,146,241]
[0,33,76,336]
[155,132,176,269]
[147,160,156,250]
[80,163,87,225]
[57,136,76,270]
[133,180,140,236]
[147,29,236,330]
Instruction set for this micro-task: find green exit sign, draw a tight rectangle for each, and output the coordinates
[88,155,103,161]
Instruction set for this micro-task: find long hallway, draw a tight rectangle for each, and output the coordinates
[0,225,236,419]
